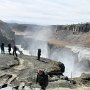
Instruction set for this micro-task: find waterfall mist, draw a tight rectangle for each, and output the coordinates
[23,25,54,58]
[15,26,90,78]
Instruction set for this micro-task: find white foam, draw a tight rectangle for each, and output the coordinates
[0,45,30,55]
[16,45,30,55]
[66,45,90,61]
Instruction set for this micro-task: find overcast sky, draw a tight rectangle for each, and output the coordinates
[0,0,90,25]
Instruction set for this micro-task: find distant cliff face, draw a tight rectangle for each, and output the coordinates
[9,22,90,48]
[0,20,15,46]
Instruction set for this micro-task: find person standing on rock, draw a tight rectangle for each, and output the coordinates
[37,49,41,60]
[13,45,18,58]
[1,43,5,54]
[36,70,48,90]
[8,43,11,55]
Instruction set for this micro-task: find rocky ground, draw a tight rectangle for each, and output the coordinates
[0,54,64,88]
[0,54,90,90]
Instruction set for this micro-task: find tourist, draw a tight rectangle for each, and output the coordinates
[8,43,11,55]
[36,70,48,90]
[1,43,5,54]
[37,49,41,60]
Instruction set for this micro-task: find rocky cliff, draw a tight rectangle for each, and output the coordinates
[0,54,65,87]
[8,22,90,48]
[0,54,90,90]
[0,20,15,46]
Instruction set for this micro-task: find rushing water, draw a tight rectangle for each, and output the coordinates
[16,43,90,78]
[0,43,90,78]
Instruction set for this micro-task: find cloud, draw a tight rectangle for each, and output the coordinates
[0,0,90,25]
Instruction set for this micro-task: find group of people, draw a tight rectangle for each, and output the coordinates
[0,43,18,57]
[1,43,42,60]
[0,43,48,90]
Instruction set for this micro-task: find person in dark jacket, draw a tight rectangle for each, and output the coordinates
[37,49,41,60]
[13,45,18,57]
[1,43,5,54]
[8,43,11,55]
[36,70,48,90]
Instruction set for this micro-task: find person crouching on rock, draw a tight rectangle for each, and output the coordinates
[36,70,48,90]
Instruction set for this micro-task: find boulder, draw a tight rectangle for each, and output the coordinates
[80,73,90,85]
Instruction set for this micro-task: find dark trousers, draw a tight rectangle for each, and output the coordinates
[13,51,17,57]
[8,49,11,55]
[1,50,5,54]
[40,86,46,90]
[37,54,41,60]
